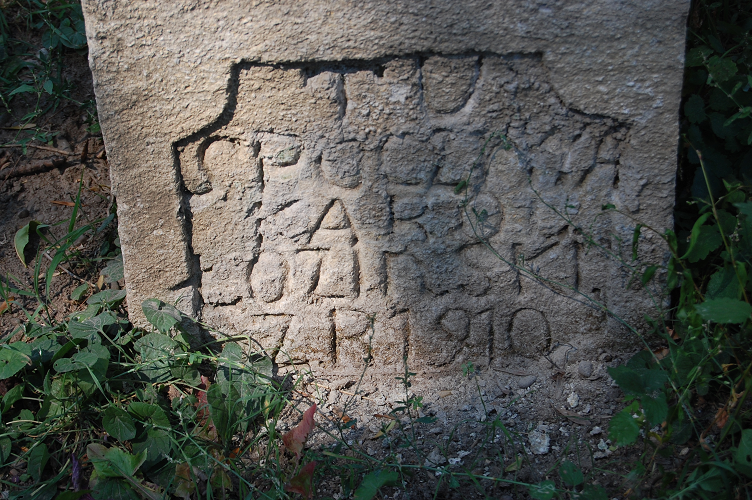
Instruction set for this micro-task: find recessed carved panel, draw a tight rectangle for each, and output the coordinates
[176,54,632,370]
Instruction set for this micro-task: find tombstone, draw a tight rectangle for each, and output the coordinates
[82,1,690,373]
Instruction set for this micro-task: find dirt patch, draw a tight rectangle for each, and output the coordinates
[0,50,114,336]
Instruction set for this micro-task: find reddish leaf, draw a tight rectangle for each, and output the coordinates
[285,461,316,499]
[283,404,316,460]
[195,375,211,424]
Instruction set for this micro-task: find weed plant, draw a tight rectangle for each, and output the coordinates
[0,0,98,147]
[454,1,752,497]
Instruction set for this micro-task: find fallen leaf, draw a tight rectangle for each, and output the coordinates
[371,419,397,439]
[667,327,679,340]
[652,347,669,360]
[51,200,83,207]
[714,407,729,429]
[195,375,211,425]
[373,413,396,420]
[438,390,452,398]
[0,161,10,171]
[167,385,181,402]
[174,463,196,500]
[0,297,13,314]
[505,456,522,472]
[285,461,316,499]
[283,404,316,460]
[332,407,351,423]
[552,404,591,425]
[3,124,36,130]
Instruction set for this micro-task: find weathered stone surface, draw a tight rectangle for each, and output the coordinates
[82,0,689,373]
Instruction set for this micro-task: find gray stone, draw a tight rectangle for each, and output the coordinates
[528,429,550,455]
[518,375,537,389]
[82,0,689,372]
[424,447,448,467]
[578,361,594,378]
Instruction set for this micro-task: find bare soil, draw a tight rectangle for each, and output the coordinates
[0,50,113,339]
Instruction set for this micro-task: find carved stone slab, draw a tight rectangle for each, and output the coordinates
[82,1,689,372]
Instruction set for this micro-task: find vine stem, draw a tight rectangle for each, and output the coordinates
[692,143,750,303]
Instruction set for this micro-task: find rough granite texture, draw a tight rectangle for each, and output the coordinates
[82,0,689,373]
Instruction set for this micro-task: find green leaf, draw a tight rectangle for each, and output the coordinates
[354,469,400,500]
[0,437,11,464]
[207,382,235,439]
[141,299,181,333]
[724,107,751,127]
[102,255,124,284]
[706,265,740,300]
[529,480,556,500]
[89,475,139,500]
[695,298,752,324]
[132,428,171,466]
[684,94,706,124]
[454,179,467,194]
[686,46,712,67]
[134,333,178,382]
[103,406,136,442]
[642,394,668,426]
[53,357,77,373]
[641,265,658,285]
[681,213,723,263]
[70,311,117,339]
[71,283,89,301]
[734,429,752,478]
[87,289,127,307]
[607,366,644,396]
[128,404,171,466]
[42,79,53,94]
[8,84,35,96]
[2,382,24,413]
[559,460,584,487]
[87,444,147,479]
[68,319,99,340]
[26,443,49,482]
[578,484,608,500]
[127,402,170,427]
[707,56,737,83]
[608,410,640,446]
[631,224,643,260]
[14,221,41,267]
[0,345,31,379]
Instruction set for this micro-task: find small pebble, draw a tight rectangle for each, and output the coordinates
[590,426,602,435]
[528,429,550,455]
[424,447,447,467]
[578,361,593,378]
[518,375,537,389]
[567,392,580,408]
[17,209,29,218]
[56,138,72,152]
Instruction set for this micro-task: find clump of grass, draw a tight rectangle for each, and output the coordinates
[0,0,98,148]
